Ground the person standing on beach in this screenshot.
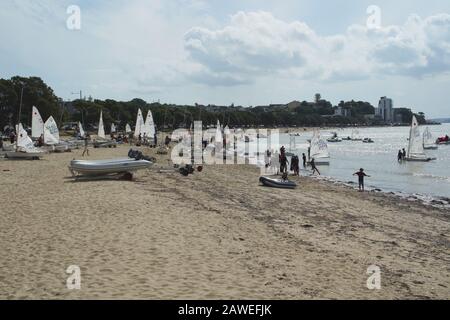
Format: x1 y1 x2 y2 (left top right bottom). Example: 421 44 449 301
353 168 370 192
402 148 407 160
397 150 403 162
310 158 320 175
82 134 90 157
302 153 307 168
279 154 289 174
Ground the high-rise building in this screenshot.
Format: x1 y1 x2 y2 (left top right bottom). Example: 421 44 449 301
377 97 394 123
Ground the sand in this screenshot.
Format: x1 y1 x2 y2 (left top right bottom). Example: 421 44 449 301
0 144 449 299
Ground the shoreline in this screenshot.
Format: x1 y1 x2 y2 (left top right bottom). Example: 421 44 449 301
0 145 449 299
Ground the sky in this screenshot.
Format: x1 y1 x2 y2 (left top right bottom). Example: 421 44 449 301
1 0 450 117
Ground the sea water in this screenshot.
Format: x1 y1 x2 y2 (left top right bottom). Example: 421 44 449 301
263 123 450 202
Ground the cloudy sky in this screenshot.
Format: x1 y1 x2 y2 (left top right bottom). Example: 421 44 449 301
1 0 450 117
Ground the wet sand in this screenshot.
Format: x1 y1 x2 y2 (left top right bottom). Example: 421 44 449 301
0 145 449 299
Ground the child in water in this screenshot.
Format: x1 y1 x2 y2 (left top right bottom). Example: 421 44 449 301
353 168 370 192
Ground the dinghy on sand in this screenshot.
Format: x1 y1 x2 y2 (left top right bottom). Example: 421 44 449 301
259 176 297 189
69 158 152 177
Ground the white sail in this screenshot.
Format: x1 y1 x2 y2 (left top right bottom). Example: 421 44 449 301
31 106 44 138
143 110 156 138
351 129 360 140
44 116 60 145
17 124 39 152
98 111 106 139
407 116 426 159
215 120 223 143
78 122 85 137
111 123 116 133
125 124 132 133
423 127 435 147
134 109 144 138
310 130 329 159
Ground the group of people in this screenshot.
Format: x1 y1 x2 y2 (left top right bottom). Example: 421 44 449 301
397 148 407 162
265 146 321 177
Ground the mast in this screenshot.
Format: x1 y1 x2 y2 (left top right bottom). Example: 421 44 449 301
407 116 414 158
16 86 24 152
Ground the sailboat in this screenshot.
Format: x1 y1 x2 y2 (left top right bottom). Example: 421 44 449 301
143 110 156 141
405 116 435 162
125 124 132 134
309 130 330 165
111 123 116 134
423 127 438 150
44 116 60 145
31 106 44 139
97 111 106 140
5 123 44 159
44 116 70 152
351 129 362 141
78 122 85 138
134 109 144 139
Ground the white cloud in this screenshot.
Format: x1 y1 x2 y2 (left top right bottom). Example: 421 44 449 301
184 11 450 85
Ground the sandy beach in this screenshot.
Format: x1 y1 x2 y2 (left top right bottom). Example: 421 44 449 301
0 144 449 300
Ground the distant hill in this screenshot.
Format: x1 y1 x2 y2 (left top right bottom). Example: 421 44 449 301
431 118 450 123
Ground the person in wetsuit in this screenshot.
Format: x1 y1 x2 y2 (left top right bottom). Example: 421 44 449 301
310 158 320 175
397 150 403 162
353 168 370 192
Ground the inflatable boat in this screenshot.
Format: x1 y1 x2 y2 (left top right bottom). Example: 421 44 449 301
69 158 152 176
259 176 297 189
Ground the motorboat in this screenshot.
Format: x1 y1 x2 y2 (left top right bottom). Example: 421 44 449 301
362 138 374 143
69 158 152 176
259 176 297 189
327 132 342 143
436 135 449 145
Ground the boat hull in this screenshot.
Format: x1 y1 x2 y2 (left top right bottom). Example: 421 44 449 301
69 159 152 176
259 176 297 189
404 157 435 162
5 152 42 160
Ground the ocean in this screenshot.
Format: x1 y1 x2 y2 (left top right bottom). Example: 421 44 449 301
262 123 450 204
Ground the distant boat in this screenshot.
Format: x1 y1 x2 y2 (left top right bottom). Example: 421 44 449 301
98 111 106 140
362 138 374 143
351 129 363 141
125 124 132 134
405 116 435 162
78 122 85 138
423 127 438 150
309 130 330 165
327 132 342 143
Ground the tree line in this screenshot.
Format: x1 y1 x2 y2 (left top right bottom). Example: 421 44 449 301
0 76 426 132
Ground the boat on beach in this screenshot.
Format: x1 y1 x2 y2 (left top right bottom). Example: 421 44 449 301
259 176 297 189
69 158 152 177
5 124 45 160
